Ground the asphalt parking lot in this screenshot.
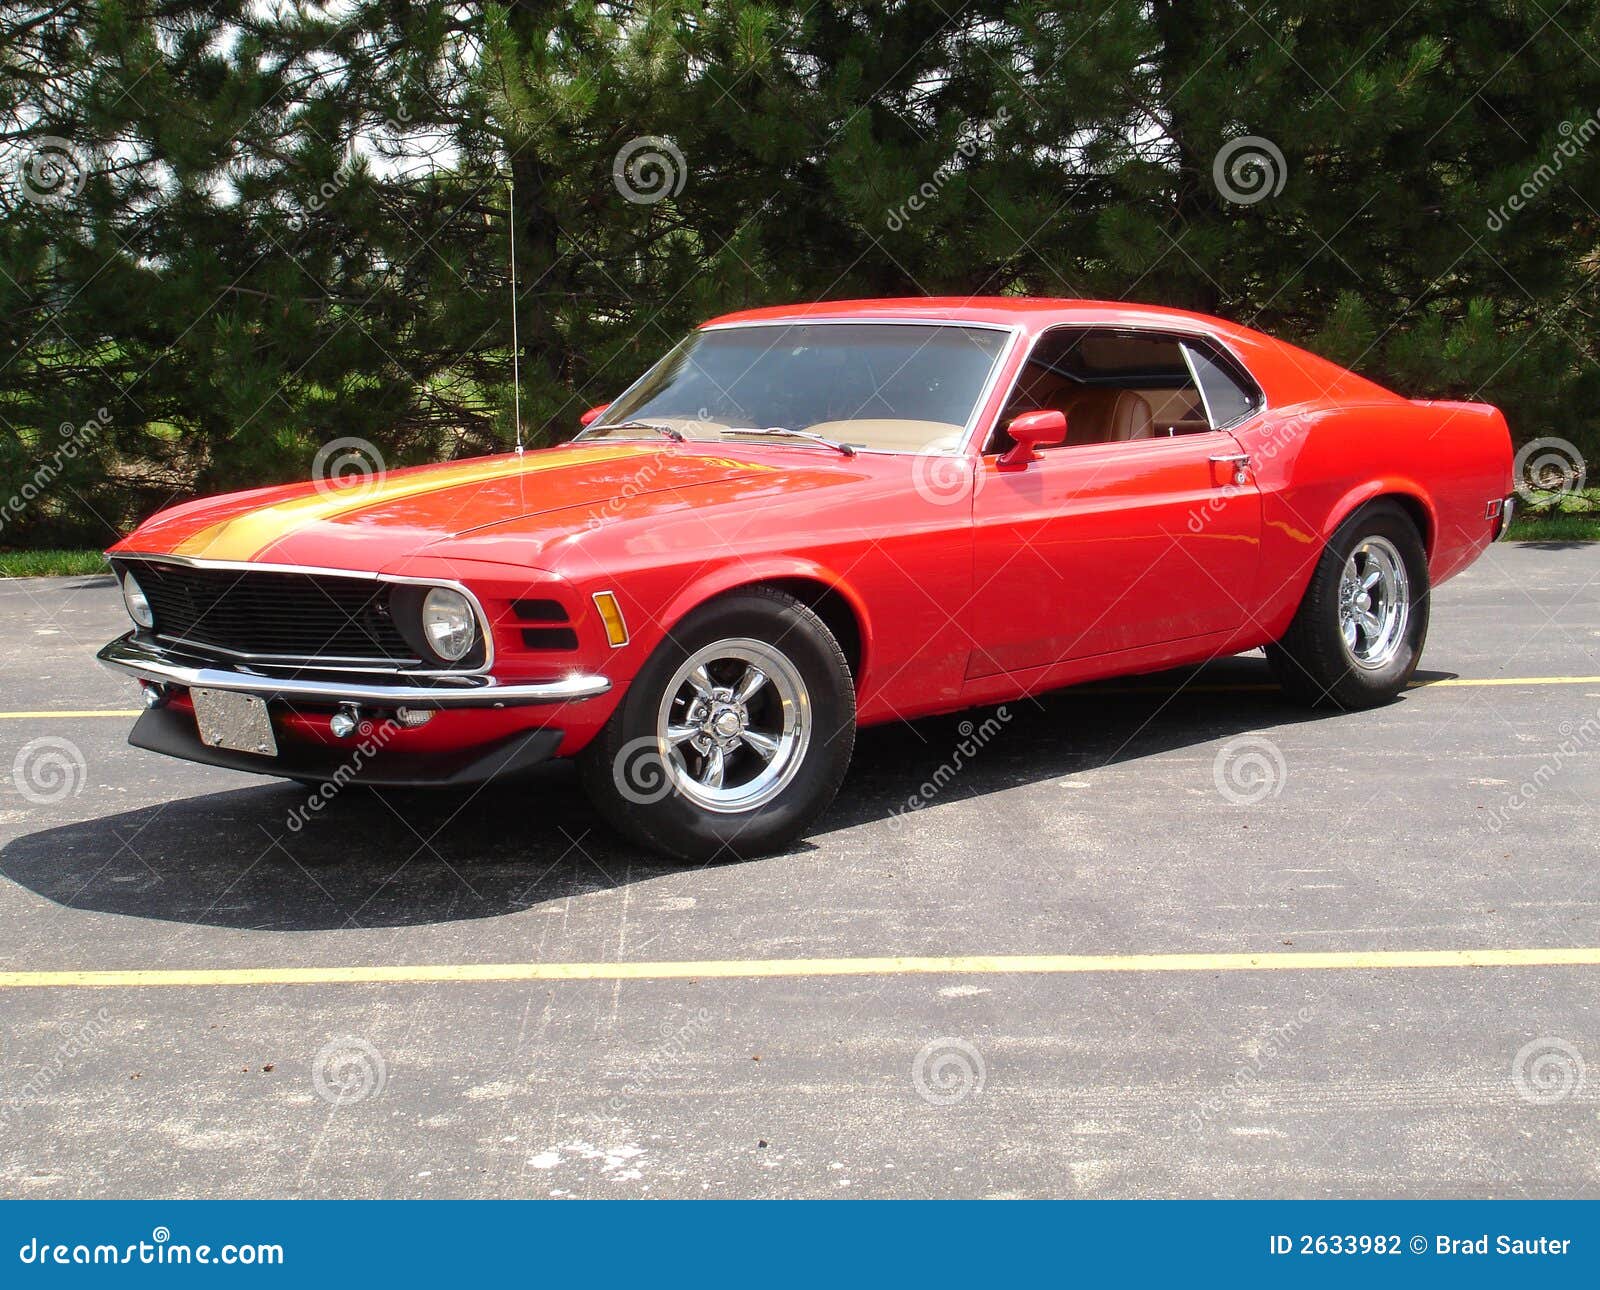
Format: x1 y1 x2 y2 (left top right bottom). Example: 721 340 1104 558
0 543 1596 1199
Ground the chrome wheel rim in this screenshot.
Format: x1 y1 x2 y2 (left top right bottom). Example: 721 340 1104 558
1338 536 1410 670
656 637 810 813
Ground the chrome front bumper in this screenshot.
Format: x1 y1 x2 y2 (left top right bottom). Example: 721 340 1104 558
97 634 611 708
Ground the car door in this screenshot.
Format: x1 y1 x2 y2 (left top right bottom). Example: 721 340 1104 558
965 332 1264 677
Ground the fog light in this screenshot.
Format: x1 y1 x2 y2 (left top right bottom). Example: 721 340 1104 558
140 681 167 709
394 706 434 728
329 705 361 739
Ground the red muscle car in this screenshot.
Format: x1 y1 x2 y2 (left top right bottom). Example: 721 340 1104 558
99 298 1515 859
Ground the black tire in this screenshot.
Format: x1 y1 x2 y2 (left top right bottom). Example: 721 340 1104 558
1266 501 1430 710
579 587 856 861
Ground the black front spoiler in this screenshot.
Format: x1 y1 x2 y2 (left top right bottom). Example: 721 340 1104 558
128 705 564 788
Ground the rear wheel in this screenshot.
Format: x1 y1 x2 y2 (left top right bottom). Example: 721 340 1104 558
579 588 856 861
1267 501 1430 709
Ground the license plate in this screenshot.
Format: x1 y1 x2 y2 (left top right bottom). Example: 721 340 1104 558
191 687 278 757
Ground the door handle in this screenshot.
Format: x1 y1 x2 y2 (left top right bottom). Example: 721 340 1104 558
1209 452 1251 485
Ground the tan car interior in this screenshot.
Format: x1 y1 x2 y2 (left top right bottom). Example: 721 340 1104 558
990 330 1213 454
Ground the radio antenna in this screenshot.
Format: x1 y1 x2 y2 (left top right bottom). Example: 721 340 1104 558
508 178 524 455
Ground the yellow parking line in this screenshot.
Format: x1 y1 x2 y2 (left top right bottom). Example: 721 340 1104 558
0 675 1594 723
0 710 140 719
1419 675 1600 688
1095 675 1600 696
1 947 1597 989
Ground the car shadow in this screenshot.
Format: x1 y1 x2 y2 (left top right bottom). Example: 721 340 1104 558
0 656 1456 931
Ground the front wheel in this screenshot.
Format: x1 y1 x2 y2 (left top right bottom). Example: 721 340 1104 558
579 588 856 861
1266 501 1430 710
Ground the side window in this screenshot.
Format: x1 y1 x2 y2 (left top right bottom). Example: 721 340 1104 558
991 327 1211 451
1181 342 1261 428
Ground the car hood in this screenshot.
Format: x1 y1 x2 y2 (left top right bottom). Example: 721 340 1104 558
110 442 788 571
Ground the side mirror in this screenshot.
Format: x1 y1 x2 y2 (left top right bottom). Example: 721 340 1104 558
996 410 1067 471
579 402 611 427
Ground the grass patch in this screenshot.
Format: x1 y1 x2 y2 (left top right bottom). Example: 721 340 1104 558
0 549 109 577
1507 512 1600 541
1507 485 1600 542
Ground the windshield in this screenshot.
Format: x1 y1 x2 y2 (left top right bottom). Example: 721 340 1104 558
584 322 1011 453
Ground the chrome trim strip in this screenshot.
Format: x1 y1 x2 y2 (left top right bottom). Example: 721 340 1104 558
110 553 497 675
97 634 608 708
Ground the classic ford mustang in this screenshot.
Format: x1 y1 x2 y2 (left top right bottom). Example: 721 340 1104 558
99 298 1514 859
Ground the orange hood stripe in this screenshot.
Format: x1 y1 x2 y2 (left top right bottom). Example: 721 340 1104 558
171 445 638 562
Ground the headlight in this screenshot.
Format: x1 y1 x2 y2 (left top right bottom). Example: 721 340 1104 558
420 587 477 662
121 572 154 629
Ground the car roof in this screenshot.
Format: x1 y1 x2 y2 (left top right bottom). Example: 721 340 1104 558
702 297 1400 405
706 296 1244 334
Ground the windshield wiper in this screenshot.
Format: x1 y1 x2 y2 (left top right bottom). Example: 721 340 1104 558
589 419 685 443
722 427 857 458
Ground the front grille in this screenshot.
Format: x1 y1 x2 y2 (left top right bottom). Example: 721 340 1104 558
120 559 418 665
